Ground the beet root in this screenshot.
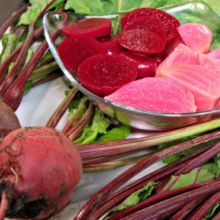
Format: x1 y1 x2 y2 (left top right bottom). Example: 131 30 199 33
0 99 20 139
0 127 82 219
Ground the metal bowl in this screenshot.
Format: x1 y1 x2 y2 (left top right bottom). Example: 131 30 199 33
43 2 220 130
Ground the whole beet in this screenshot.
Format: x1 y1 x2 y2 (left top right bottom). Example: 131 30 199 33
0 99 20 139
0 127 82 219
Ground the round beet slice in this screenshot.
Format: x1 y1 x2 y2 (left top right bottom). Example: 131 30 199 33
101 38 125 55
121 8 180 41
58 36 104 73
78 54 137 96
62 18 112 39
119 29 166 54
123 16 166 40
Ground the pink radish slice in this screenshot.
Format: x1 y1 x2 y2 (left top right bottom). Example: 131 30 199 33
58 36 104 73
62 18 112 38
199 54 220 71
177 23 212 54
78 54 137 96
121 8 180 41
123 16 166 40
105 77 196 113
209 48 220 59
157 64 220 111
101 38 124 55
157 44 199 73
120 52 157 78
119 29 166 54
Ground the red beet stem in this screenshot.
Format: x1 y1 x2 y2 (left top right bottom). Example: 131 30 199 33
90 144 210 219
0 4 28 39
122 179 220 220
0 192 8 220
109 183 203 220
189 191 220 219
46 87 78 128
0 0 55 96
74 132 220 219
0 26 43 83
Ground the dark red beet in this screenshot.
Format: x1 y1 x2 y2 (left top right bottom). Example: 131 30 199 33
123 16 166 40
78 54 137 96
0 99 20 139
120 52 157 78
101 38 124 55
58 36 105 73
119 29 166 54
0 127 82 219
121 8 180 41
62 18 112 39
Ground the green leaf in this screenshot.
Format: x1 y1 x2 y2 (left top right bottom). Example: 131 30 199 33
19 0 65 25
95 125 130 143
74 109 110 145
107 182 156 218
24 80 33 94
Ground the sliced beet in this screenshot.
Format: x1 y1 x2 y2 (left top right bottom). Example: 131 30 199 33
121 8 180 41
120 52 157 78
123 16 166 40
118 29 166 54
78 54 137 96
101 38 124 55
62 18 112 39
58 36 104 73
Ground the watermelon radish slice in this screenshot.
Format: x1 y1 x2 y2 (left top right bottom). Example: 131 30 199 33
157 64 220 111
58 36 104 73
119 29 166 54
209 48 220 59
123 16 166 40
199 54 220 72
177 23 212 54
105 77 196 113
62 18 112 39
120 52 157 78
78 54 137 96
121 8 180 41
101 38 124 55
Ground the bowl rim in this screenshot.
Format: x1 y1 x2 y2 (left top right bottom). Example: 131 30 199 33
43 2 220 118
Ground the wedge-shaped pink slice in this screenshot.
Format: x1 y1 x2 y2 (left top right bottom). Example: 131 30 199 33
157 44 198 74
199 54 220 71
105 77 196 113
209 48 220 59
157 64 220 111
177 23 212 53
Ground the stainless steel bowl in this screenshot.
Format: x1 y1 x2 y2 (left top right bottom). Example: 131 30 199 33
43 2 220 130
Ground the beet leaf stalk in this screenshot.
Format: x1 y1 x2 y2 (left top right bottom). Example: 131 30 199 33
0 5 28 39
0 0 55 96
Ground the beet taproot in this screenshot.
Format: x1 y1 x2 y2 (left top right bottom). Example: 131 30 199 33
78 54 137 96
119 29 166 54
0 127 82 219
121 8 180 41
0 99 20 139
58 36 104 73
62 18 112 39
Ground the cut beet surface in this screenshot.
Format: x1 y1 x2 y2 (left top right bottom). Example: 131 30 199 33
105 77 196 113
119 29 166 54
78 54 137 96
120 52 157 78
62 18 112 39
121 8 180 41
101 38 125 55
58 36 105 73
123 16 166 40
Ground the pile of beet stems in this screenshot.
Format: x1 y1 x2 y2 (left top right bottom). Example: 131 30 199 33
0 0 64 111
72 135 220 220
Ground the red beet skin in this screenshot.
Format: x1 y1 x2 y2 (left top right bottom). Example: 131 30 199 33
62 18 112 39
121 8 180 41
58 36 105 73
123 16 166 40
78 54 138 96
119 29 166 54
120 52 157 78
0 127 82 219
